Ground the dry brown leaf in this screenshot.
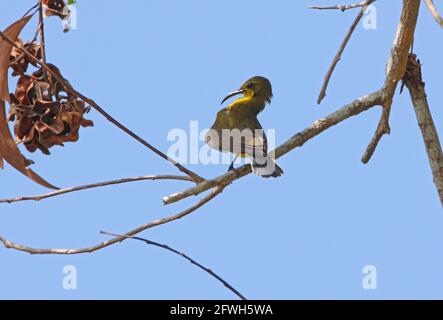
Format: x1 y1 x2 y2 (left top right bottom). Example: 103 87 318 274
9 40 42 76
0 15 33 102
0 15 58 189
0 100 58 189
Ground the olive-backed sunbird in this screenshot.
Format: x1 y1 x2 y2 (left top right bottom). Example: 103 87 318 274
205 76 284 178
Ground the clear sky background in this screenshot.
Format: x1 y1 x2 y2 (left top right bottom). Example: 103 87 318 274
0 0 442 300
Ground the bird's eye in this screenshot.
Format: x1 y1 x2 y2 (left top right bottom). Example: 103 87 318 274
247 83 255 89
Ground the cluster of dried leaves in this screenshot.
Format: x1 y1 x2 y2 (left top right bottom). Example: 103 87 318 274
8 45 93 155
3 1 92 156
0 5 91 189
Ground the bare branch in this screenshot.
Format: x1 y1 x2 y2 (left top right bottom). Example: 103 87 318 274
403 54 443 207
0 185 226 255
362 0 421 163
0 30 204 183
75 94 204 183
101 231 247 300
0 175 193 204
312 0 420 162
163 90 384 205
361 96 391 163
308 0 375 12
315 3 373 104
425 0 443 29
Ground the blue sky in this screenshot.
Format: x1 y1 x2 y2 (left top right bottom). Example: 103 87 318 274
0 0 442 299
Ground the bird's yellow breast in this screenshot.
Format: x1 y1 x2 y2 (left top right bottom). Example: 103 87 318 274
227 96 253 110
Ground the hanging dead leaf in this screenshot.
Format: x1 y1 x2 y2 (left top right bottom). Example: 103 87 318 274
0 100 58 189
0 15 33 102
14 75 36 105
9 40 42 76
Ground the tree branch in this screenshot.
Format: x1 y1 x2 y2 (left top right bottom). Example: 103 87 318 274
361 0 421 163
425 0 443 29
0 30 205 183
403 54 443 207
101 231 247 300
0 185 226 255
163 90 384 205
308 0 375 12
312 0 420 162
0 175 193 204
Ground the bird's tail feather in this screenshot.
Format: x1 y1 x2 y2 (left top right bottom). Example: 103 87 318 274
252 158 284 178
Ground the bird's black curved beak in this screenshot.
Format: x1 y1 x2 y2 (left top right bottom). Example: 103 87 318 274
221 89 245 105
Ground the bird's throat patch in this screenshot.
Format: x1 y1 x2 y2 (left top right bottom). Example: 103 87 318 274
227 96 254 110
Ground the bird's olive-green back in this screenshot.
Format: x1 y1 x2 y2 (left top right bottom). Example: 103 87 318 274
211 103 263 132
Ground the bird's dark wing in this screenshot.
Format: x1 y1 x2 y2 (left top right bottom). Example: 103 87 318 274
208 108 269 157
240 117 268 158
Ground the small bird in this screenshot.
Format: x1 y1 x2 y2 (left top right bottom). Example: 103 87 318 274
205 76 284 178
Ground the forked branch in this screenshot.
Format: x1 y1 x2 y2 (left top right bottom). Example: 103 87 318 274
362 0 420 163
312 1 420 163
0 185 226 254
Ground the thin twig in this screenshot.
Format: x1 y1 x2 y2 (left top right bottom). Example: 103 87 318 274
0 175 193 204
425 0 443 29
403 54 443 207
308 0 375 12
0 185 226 255
22 3 39 18
315 2 374 104
0 30 204 183
101 231 247 300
